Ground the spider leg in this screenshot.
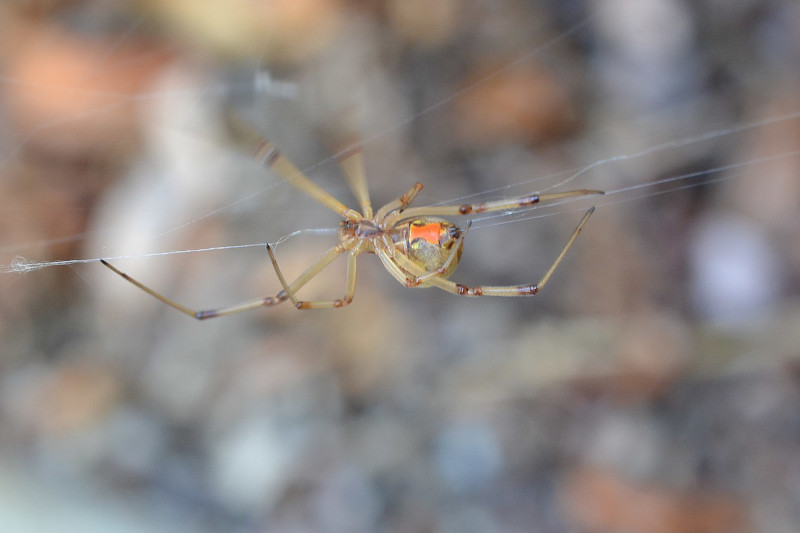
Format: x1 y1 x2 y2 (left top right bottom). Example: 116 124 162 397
376 245 416 286
101 259 205 318
374 182 424 221
289 252 358 310
100 241 349 319
386 189 603 224
331 137 373 218
228 115 360 219
269 241 358 309
253 139 361 219
387 207 596 296
266 244 298 306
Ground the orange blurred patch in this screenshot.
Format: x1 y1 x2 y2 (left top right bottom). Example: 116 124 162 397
562 466 750 533
33 361 122 435
454 63 579 147
1 18 175 159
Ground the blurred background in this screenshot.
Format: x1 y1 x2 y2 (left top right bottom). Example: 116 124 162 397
1 0 800 531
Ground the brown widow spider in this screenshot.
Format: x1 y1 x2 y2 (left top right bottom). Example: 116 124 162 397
101 127 603 319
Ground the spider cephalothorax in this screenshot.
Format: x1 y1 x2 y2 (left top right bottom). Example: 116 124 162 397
102 130 602 319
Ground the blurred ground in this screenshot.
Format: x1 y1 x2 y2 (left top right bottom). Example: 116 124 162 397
1 1 800 532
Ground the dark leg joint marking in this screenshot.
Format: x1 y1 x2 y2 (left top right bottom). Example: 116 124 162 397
332 297 353 308
521 195 540 206
255 141 281 167
459 203 489 214
195 310 218 320
455 284 483 296
518 284 539 296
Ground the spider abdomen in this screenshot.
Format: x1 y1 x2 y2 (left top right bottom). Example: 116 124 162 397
402 218 464 279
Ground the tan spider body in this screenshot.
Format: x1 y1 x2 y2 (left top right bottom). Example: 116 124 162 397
340 212 464 288
101 126 602 319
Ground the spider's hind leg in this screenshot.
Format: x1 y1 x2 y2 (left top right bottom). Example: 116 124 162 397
267 242 358 310
99 259 289 320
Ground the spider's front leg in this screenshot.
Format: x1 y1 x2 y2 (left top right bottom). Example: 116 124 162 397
375 182 424 221
393 189 604 221
388 206 597 297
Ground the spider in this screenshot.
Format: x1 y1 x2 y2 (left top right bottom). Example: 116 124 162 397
101 128 603 319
